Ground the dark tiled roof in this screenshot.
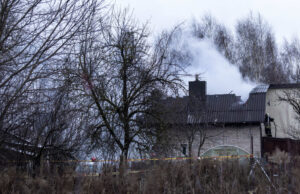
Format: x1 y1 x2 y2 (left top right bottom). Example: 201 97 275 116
158 83 300 125
204 92 266 124
206 94 240 111
161 85 267 125
197 83 300 123
269 83 300 89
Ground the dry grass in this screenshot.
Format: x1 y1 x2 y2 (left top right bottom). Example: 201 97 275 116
268 148 291 164
0 158 299 194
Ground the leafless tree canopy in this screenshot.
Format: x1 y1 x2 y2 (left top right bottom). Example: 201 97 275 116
0 0 106 163
63 9 186 163
190 13 300 84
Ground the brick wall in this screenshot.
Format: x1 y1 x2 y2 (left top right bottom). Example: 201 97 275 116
191 125 261 157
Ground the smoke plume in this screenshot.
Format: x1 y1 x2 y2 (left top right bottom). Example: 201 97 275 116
180 33 256 101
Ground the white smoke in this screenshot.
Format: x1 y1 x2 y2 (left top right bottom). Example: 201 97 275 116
180 34 256 101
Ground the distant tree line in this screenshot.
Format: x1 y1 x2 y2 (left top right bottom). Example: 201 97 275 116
190 13 300 84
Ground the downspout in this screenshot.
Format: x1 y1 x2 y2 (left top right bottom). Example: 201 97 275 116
251 134 254 156
273 121 278 138
259 123 263 158
249 127 254 156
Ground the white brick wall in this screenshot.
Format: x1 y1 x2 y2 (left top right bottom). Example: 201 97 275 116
189 126 261 157
265 89 299 138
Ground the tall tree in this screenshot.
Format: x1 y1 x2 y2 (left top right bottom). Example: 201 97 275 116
0 0 105 161
280 38 300 83
68 9 185 167
235 13 286 83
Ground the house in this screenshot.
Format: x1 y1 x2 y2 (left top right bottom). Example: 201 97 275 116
154 79 300 158
265 83 300 138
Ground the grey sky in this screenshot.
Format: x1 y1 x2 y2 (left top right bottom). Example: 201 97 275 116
116 0 299 99
117 0 300 43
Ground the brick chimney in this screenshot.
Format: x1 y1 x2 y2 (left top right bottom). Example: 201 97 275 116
188 80 206 102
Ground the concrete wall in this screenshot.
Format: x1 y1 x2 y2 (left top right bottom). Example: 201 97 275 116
265 89 299 138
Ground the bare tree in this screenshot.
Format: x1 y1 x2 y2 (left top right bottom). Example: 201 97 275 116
0 0 101 141
0 0 108 166
169 96 207 158
191 13 292 84
278 89 300 139
235 12 287 83
143 93 208 158
66 8 185 168
280 38 300 83
32 82 86 162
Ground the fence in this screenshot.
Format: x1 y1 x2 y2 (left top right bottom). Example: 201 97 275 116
262 137 300 156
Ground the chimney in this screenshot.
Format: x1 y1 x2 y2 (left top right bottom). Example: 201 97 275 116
188 80 206 101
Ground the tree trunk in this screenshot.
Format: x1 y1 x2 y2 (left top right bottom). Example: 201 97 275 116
188 142 193 158
119 149 128 177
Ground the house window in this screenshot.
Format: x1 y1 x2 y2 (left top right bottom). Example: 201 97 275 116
181 144 187 156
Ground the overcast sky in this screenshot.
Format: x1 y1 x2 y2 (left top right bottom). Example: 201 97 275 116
116 0 300 99
117 0 300 42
